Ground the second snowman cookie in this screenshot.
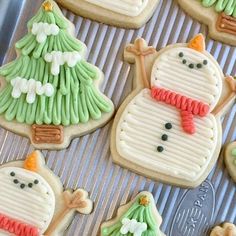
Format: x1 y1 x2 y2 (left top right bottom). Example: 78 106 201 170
111 34 236 188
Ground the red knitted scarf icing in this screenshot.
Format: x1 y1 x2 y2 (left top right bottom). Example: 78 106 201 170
0 214 39 236
151 86 210 134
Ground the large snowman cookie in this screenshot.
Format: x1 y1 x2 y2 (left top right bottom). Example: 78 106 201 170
56 0 160 28
177 0 236 46
224 141 236 182
0 151 93 236
111 34 236 188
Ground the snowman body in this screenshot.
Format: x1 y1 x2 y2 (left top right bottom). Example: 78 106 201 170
116 46 223 185
0 167 55 236
84 0 148 17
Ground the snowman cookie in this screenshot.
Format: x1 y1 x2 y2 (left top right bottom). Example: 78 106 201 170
101 191 165 236
177 0 236 46
56 0 160 28
0 151 93 236
224 141 236 182
111 34 236 188
210 223 236 236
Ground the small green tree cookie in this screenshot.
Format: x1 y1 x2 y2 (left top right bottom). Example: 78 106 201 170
101 192 165 236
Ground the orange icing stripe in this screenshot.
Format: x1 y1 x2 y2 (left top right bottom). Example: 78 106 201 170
151 86 210 134
0 214 39 236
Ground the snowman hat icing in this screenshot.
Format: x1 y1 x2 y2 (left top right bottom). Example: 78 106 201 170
23 151 38 172
188 34 205 52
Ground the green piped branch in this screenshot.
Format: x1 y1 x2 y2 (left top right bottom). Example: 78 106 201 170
201 0 236 17
101 195 161 236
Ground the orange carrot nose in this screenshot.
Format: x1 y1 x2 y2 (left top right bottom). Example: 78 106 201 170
23 151 38 172
188 34 205 52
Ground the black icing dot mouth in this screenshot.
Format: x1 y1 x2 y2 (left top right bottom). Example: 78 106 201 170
10 172 39 189
178 52 208 69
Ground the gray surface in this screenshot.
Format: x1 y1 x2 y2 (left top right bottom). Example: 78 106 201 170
0 0 236 235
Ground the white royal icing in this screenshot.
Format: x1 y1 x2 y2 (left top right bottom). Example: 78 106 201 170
31 22 59 43
116 46 222 182
11 77 54 104
84 0 148 17
44 51 82 76
151 47 222 111
120 218 147 236
0 167 55 235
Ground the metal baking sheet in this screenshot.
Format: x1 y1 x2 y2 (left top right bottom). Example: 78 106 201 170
0 0 236 235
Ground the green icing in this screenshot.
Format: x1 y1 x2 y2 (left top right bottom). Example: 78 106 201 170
101 196 160 236
0 1 112 126
201 0 236 17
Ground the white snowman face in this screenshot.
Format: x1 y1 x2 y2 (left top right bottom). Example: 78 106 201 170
151 47 222 111
0 167 55 235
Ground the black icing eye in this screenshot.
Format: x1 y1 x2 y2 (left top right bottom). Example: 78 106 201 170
20 184 25 189
189 63 194 69
179 52 184 57
203 60 208 65
165 123 172 130
34 180 39 184
28 183 33 188
13 179 19 184
10 172 15 177
182 59 187 64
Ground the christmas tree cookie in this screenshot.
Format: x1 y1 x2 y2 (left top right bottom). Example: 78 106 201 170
111 34 236 188
56 0 160 28
210 223 236 236
224 141 236 182
0 150 93 236
177 0 236 46
0 0 114 150
101 192 165 236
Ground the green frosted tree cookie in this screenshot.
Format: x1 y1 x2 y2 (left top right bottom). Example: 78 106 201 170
101 192 165 236
0 0 114 149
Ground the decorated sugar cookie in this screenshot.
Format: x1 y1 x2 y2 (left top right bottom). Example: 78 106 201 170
56 0 160 28
210 223 236 236
0 151 93 236
224 141 236 182
178 0 236 46
101 191 165 236
0 0 114 150
111 34 236 187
